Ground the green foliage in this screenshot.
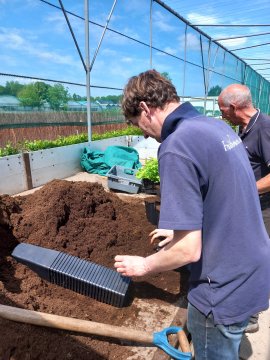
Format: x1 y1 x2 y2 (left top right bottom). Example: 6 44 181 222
208 85 223 96
18 83 46 108
0 142 18 157
136 158 160 183
92 126 142 140
5 81 24 96
93 95 122 104
0 80 124 106
3 80 70 110
35 82 50 102
0 126 143 157
73 93 86 101
0 85 5 95
47 83 69 110
23 133 89 151
223 119 238 132
161 72 172 82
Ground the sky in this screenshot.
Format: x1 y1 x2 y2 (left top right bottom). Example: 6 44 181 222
0 0 269 98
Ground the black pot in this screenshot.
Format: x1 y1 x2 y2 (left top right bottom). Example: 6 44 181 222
144 200 160 225
141 179 160 195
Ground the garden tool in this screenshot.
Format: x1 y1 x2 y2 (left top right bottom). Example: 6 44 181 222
0 304 192 360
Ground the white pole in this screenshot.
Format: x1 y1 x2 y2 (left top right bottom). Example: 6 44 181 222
85 0 91 141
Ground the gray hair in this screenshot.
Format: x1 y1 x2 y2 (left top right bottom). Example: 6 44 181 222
220 84 252 109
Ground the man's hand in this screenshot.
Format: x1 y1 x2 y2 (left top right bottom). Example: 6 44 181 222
149 229 173 247
114 255 150 277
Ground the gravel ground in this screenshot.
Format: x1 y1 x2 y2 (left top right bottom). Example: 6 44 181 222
239 305 270 360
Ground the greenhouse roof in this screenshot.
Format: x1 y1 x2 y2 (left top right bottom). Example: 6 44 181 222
0 96 20 105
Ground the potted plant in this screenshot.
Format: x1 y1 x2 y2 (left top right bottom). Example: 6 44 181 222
136 158 160 194
136 158 160 224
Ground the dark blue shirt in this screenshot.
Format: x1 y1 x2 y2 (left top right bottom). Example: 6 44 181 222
158 102 270 325
239 110 270 180
239 110 270 205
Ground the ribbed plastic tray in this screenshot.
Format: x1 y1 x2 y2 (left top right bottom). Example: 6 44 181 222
107 165 142 194
12 243 131 307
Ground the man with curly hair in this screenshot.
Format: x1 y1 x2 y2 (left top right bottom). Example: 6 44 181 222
114 70 270 360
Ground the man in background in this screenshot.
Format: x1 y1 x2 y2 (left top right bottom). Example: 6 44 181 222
114 70 270 359
218 83 270 333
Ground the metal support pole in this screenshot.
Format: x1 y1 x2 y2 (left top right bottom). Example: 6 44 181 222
58 0 87 72
150 0 153 69
200 35 207 115
221 50 226 88
243 65 249 85
85 0 91 142
89 0 118 72
205 38 212 96
235 59 239 83
258 77 263 108
182 24 187 96
267 86 270 114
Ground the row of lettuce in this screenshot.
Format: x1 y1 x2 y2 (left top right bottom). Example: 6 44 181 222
0 127 143 158
0 125 160 184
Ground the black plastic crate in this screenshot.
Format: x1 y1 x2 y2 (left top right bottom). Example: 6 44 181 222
12 243 131 308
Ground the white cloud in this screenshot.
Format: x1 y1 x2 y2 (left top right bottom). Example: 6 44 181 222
101 48 117 56
45 12 84 36
121 57 133 63
163 47 178 55
156 46 179 57
153 10 176 32
0 32 24 48
178 32 200 51
0 28 81 68
186 12 220 25
102 27 140 46
218 38 247 48
45 13 67 34
0 54 18 66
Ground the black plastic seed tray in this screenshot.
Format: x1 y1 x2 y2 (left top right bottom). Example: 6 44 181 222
12 243 131 308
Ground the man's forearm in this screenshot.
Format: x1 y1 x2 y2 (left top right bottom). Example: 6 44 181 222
146 229 201 273
145 244 194 273
114 230 202 277
257 173 270 194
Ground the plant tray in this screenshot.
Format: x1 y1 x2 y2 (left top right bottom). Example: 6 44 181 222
107 165 142 194
12 243 131 308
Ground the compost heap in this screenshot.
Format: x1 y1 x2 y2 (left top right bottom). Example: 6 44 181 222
0 179 188 360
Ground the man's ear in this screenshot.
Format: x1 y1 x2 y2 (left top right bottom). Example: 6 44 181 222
229 103 237 113
139 101 150 117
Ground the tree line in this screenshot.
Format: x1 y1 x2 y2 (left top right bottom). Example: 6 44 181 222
0 79 222 111
0 81 122 111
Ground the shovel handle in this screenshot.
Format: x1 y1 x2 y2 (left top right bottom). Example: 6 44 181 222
178 329 191 353
0 305 192 359
0 304 152 344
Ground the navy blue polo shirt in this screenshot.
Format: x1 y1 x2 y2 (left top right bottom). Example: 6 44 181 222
239 110 270 205
158 102 270 325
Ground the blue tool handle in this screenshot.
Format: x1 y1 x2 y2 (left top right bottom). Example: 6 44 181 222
153 326 192 360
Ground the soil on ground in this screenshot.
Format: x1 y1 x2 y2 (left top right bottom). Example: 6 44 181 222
0 179 189 360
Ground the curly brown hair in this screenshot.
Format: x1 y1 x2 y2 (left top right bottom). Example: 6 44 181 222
121 69 179 121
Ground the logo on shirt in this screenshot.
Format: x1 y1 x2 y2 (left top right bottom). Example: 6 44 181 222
222 134 242 152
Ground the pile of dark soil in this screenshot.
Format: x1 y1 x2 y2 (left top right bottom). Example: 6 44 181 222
0 180 188 360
